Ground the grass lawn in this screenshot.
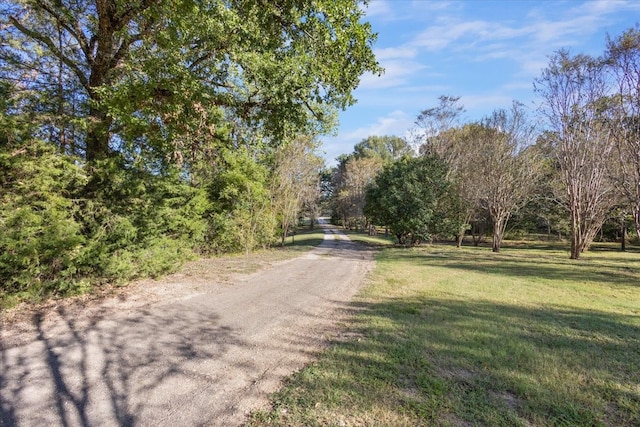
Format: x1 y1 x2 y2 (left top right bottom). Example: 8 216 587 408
248 239 640 426
342 229 397 247
280 227 327 252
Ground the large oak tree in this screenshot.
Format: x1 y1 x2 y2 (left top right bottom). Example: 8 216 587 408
1 0 381 164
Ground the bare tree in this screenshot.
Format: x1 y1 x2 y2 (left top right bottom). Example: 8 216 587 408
336 156 383 231
414 95 465 161
607 27 640 241
271 135 324 246
535 50 616 259
414 96 477 246
477 102 541 252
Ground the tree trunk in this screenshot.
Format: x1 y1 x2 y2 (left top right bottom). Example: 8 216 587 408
472 222 483 247
86 0 119 161
86 106 112 161
568 205 604 259
491 212 511 253
569 219 588 259
621 217 626 252
634 204 640 241
281 225 288 247
570 236 580 259
569 205 582 259
492 219 503 253
570 214 581 259
455 222 466 248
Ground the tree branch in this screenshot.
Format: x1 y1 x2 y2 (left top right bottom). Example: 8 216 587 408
9 15 90 92
113 0 158 29
36 1 93 64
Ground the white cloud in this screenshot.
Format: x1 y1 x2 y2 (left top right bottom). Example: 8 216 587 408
460 94 516 116
396 83 451 94
321 110 415 164
393 0 639 90
374 46 418 60
342 110 413 141
406 0 636 65
359 59 427 90
411 20 491 51
329 0 640 164
320 136 355 165
362 0 393 19
410 0 458 12
364 0 460 22
580 0 640 15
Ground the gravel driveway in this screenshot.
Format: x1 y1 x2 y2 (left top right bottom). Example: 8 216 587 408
0 222 373 426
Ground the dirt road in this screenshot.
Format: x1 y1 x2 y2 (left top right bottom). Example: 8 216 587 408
0 222 373 426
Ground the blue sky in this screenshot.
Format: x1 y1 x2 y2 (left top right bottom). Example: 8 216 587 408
320 0 640 165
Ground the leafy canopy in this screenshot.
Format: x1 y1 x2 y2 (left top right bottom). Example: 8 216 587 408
364 155 451 245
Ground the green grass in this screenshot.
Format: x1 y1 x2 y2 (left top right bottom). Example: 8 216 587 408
276 227 327 253
342 229 397 247
248 244 640 426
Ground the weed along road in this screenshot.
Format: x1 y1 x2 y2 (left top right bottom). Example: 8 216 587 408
0 222 373 426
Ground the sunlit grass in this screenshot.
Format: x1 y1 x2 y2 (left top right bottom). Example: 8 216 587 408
342 229 397 247
279 227 327 252
248 244 640 426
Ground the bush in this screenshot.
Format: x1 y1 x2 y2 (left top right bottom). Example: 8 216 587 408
0 140 87 298
206 148 276 254
77 158 210 282
364 155 451 245
0 141 211 304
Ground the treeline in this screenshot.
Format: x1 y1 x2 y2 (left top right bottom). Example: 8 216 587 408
0 0 380 303
330 27 640 260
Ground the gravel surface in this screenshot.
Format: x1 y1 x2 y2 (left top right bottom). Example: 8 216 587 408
0 222 373 426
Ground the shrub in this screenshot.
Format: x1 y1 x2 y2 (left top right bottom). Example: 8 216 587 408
0 139 87 298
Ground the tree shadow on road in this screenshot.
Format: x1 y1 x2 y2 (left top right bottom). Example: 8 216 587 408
1 302 243 426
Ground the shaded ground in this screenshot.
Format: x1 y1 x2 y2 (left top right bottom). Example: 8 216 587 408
0 221 373 426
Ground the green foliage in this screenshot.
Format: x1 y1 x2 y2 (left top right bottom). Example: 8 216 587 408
269 135 324 244
1 95 211 303
2 0 381 161
78 158 209 281
0 85 86 301
0 0 377 305
207 148 276 254
0 136 87 297
364 155 451 244
433 186 469 239
353 135 412 163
